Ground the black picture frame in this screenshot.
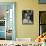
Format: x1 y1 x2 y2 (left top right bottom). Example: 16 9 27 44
39 0 46 4
22 10 33 24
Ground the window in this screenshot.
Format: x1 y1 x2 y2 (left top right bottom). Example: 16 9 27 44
39 11 46 35
39 0 46 4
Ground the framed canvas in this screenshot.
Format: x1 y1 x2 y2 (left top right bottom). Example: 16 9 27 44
22 10 33 24
0 2 16 40
39 0 46 4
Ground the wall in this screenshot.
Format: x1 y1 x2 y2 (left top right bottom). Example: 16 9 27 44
0 0 46 40
16 0 39 40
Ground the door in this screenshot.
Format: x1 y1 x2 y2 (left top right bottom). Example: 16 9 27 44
0 2 16 40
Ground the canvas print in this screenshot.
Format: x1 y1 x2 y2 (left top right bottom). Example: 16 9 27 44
22 10 33 24
0 2 16 40
39 11 46 35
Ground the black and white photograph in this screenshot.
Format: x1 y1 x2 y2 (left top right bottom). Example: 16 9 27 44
22 10 33 24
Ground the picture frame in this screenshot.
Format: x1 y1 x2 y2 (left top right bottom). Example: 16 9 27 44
39 0 46 4
22 10 33 24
